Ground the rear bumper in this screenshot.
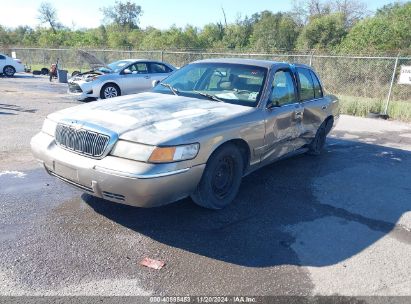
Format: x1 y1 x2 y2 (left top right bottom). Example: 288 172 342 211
30 132 205 208
15 65 25 73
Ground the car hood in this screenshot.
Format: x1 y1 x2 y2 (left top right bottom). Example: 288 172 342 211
77 49 109 70
69 70 107 82
48 92 253 145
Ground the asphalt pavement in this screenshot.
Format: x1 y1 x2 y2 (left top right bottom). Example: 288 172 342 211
0 75 410 301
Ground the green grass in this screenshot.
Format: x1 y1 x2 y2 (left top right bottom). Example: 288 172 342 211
337 95 411 122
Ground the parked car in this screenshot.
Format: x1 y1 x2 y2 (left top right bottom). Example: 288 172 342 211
31 58 339 209
0 53 25 77
67 59 176 101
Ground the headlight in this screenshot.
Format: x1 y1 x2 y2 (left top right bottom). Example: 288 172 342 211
148 144 199 163
41 118 57 136
85 76 99 82
111 141 155 162
110 141 200 163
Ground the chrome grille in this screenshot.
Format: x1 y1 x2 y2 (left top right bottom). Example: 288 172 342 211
55 124 110 158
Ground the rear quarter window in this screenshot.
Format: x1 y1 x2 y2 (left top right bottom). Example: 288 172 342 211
297 68 315 101
310 71 323 98
150 63 172 73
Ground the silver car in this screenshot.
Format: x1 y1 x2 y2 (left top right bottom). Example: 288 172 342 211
68 59 176 101
31 58 339 209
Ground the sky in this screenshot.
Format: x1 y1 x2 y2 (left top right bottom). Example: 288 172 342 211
0 0 405 30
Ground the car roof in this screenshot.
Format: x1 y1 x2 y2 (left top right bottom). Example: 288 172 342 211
122 59 162 63
117 59 174 66
191 58 313 70
192 58 277 68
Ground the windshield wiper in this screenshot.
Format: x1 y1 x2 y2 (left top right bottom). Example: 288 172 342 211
194 91 224 103
160 83 179 96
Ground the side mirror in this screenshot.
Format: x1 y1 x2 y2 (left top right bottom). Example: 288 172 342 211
152 80 160 87
123 69 132 74
267 100 281 109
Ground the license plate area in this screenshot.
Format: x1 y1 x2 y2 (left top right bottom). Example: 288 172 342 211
54 162 78 182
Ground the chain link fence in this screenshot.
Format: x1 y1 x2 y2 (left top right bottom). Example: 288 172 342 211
2 47 411 119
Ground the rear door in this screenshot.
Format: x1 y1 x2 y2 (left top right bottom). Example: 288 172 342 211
120 62 151 94
262 68 304 162
296 67 328 144
149 62 173 83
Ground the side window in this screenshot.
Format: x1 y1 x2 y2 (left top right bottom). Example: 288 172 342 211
297 68 315 101
310 71 323 98
0 55 5 60
149 63 171 74
129 63 148 74
270 70 297 106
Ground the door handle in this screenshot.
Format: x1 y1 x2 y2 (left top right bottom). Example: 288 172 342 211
322 105 328 110
295 111 303 117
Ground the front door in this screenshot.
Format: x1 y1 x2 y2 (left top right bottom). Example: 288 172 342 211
262 68 304 162
121 62 151 94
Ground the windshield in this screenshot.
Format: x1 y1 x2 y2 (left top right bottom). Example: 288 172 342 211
152 63 267 107
99 60 132 73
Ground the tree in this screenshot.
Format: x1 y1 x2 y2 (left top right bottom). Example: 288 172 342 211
292 0 367 28
218 16 254 50
101 1 142 29
37 2 60 34
340 2 411 52
250 11 300 51
332 0 368 28
291 0 332 25
199 23 225 48
0 26 12 46
297 13 347 50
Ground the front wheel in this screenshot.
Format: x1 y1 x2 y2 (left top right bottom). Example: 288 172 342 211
191 144 244 209
100 84 120 99
3 66 16 77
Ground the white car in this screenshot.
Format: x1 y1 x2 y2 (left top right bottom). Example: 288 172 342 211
0 53 25 77
68 59 176 101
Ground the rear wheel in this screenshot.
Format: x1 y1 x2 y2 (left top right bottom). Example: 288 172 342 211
3 66 16 77
191 144 244 209
307 120 328 155
100 83 120 99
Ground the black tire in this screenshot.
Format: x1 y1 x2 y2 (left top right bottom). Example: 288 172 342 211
3 66 16 77
41 68 49 75
81 97 97 103
100 83 121 99
307 120 327 156
191 144 244 209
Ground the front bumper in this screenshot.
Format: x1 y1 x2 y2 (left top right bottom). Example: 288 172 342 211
31 132 205 208
67 81 98 100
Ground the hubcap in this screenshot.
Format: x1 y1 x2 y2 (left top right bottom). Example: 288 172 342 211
212 156 235 199
104 87 118 98
4 67 14 76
